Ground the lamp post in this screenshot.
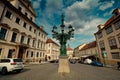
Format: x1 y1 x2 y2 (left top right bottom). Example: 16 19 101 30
52 14 74 73
52 14 74 56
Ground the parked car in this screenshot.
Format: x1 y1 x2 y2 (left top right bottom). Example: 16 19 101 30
91 61 103 67
84 58 92 64
69 59 76 64
0 58 24 75
49 59 59 63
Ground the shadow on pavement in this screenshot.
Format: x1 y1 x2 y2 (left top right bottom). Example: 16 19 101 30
0 68 31 76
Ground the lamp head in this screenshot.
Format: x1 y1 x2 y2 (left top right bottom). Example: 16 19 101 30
52 25 57 33
68 25 72 31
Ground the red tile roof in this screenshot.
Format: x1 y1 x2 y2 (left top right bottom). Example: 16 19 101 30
46 38 54 43
80 41 96 51
104 16 114 27
67 47 73 51
46 38 59 46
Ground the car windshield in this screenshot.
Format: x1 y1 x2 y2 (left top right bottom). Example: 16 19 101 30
13 59 23 62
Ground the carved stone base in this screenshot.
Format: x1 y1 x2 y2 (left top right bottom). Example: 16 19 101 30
58 56 70 74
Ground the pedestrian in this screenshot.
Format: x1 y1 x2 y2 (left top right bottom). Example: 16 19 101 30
39 59 41 63
117 62 120 70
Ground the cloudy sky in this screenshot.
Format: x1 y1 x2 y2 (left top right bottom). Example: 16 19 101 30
30 0 120 48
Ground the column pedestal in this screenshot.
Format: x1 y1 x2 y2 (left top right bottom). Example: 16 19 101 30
58 56 70 74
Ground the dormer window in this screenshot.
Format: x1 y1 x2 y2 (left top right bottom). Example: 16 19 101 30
112 8 120 16
25 12 28 16
30 17 32 21
115 12 118 16
18 6 22 11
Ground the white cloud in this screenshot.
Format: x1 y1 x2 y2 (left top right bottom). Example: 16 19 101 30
32 1 41 9
76 18 106 35
64 0 106 36
45 0 63 18
99 1 114 11
103 8 114 16
67 0 99 10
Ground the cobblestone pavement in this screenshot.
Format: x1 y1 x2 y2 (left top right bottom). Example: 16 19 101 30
0 63 120 80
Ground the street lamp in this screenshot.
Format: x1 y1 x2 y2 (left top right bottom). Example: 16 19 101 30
52 14 74 56
52 14 74 73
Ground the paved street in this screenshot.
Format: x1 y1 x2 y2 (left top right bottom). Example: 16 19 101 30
0 63 120 80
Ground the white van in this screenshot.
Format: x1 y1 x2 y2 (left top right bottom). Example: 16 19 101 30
0 58 24 75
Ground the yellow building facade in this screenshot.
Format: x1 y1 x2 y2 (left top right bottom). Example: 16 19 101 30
95 8 120 65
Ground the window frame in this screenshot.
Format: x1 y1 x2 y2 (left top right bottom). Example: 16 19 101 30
15 17 20 24
0 27 7 40
18 6 22 11
11 32 17 42
114 21 120 30
0 48 2 56
5 10 12 19
111 52 120 59
108 37 117 49
105 25 113 34
20 35 24 44
23 22 27 28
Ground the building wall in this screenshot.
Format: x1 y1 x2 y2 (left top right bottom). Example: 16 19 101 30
79 47 98 57
95 9 120 65
67 50 73 58
46 42 60 61
0 0 47 63
0 2 5 20
74 44 86 57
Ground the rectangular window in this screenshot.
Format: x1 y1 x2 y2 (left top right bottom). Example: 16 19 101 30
99 41 105 50
31 52 33 57
34 29 36 33
111 52 120 59
32 40 35 47
18 6 22 11
5 10 12 19
23 22 27 28
11 32 17 42
0 28 7 40
8 49 13 58
40 52 42 57
97 32 103 39
105 26 113 34
25 12 28 16
108 38 117 49
30 17 32 21
37 42 40 48
15 17 20 24
114 21 120 30
26 51 29 57
27 38 30 45
0 48 2 55
36 52 39 57
29 26 32 31
118 36 120 44
39 32 40 36
20 36 24 44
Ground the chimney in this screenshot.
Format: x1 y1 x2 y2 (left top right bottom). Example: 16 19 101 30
40 26 44 30
97 24 104 30
112 8 120 17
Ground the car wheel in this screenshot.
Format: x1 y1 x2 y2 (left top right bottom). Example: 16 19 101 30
1 67 8 75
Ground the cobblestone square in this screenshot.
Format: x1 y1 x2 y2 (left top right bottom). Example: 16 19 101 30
0 63 120 80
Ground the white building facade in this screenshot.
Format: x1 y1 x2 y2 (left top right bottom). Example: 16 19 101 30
0 0 47 63
46 38 60 61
